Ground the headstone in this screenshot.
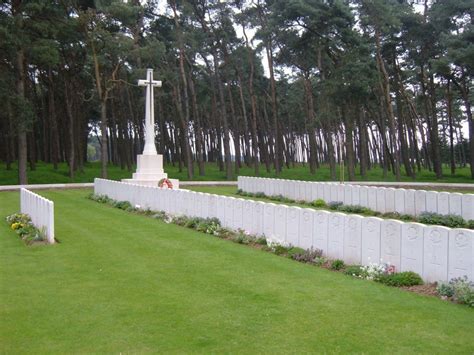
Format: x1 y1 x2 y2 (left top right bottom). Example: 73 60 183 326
299 208 314 249
304 181 313 202
425 191 438 213
343 185 352 205
199 193 209 219
330 184 339 203
368 187 377 211
359 186 368 208
361 217 383 265
352 185 361 206
252 201 265 236
311 183 319 202
381 219 403 271
286 207 301 246
296 181 305 201
225 197 235 228
323 183 331 202
243 200 255 234
414 190 427 216
462 194 474 221
327 212 345 260
401 222 424 275
216 196 226 226
405 189 416 216
263 203 276 241
437 192 450 215
449 193 462 217
233 198 244 231
274 205 287 243
343 215 363 264
316 183 325 201
376 187 387 213
208 195 218 219
385 188 395 213
448 229 473 281
337 184 345 204
313 210 330 253
394 189 405 214
423 226 449 283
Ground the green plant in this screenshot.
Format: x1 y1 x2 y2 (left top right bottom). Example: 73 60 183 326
255 192 266 198
337 204 374 215
113 200 132 210
288 247 323 263
439 277 474 307
328 201 343 210
311 199 327 208
467 220 474 229
313 256 327 267
330 259 345 270
255 237 267 246
344 265 364 277
437 283 455 298
376 272 423 287
418 212 466 228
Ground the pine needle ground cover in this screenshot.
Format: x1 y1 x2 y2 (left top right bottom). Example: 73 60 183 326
1 189 473 353
0 161 473 185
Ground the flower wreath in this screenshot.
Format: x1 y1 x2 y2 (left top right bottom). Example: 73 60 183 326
158 178 173 189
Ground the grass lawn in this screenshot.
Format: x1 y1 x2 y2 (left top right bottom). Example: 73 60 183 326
1 189 473 353
0 161 473 185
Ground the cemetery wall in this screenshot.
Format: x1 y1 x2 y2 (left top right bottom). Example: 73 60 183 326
20 188 55 244
237 176 474 221
95 178 473 283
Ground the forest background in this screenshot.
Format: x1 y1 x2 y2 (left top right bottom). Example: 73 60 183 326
0 0 473 184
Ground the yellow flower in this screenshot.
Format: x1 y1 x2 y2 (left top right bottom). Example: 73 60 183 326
11 222 20 230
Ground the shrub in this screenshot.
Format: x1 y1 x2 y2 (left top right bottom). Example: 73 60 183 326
344 265 364 277
290 248 323 263
255 237 267 246
338 204 374 215
313 256 327 267
287 247 306 258
330 259 345 270
377 271 423 287
328 201 343 210
418 212 466 228
438 276 474 307
113 200 132 210
255 192 266 198
6 213 46 245
184 217 201 229
311 199 327 208
467 220 474 229
236 189 243 194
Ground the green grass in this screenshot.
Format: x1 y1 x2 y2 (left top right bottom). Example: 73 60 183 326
1 189 473 353
0 161 473 185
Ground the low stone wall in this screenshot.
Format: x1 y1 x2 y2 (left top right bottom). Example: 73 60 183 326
20 188 55 244
237 176 474 221
95 178 473 283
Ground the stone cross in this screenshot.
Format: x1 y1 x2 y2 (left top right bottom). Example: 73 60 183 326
138 68 162 155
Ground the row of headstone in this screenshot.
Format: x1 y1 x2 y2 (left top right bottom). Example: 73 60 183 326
238 176 474 221
20 188 55 244
95 179 474 283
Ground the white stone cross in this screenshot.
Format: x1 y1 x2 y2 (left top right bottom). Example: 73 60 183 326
138 68 162 155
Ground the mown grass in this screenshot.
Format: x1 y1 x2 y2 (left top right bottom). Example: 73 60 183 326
1 189 473 353
0 161 473 185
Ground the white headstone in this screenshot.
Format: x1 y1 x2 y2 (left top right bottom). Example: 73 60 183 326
233 198 244 231
330 184 339 203
304 182 313 202
381 219 403 271
253 201 265 236
352 185 361 206
437 192 450 215
323 183 331 202
405 189 416 216
243 200 255 234
461 194 474 221
359 186 368 208
343 215 363 264
368 187 377 211
343 185 352 205
337 184 345 204
394 189 405 214
225 197 235 228
313 210 330 253
299 208 314 249
208 194 218 219
414 190 427 216
449 193 462 217
263 203 276 240
425 191 438 213
385 188 395 213
274 204 287 243
448 228 473 281
216 196 226 226
361 217 383 265
311 183 319 202
376 187 387 213
327 212 345 259
401 222 424 275
286 207 301 246
423 226 449 283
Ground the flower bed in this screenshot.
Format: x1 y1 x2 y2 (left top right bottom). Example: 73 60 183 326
6 213 47 245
